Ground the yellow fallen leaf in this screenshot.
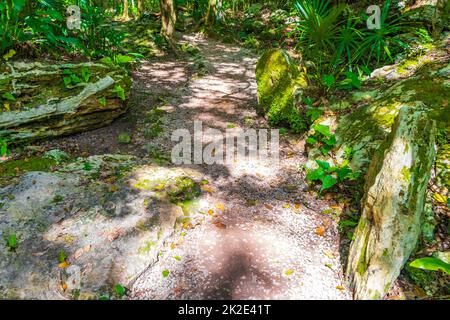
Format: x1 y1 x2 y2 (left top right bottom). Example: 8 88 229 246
61 282 68 291
58 261 70 269
282 203 291 209
433 192 447 204
213 220 226 229
330 204 341 210
316 226 326 237
4 103 10 111
264 204 274 210
324 250 334 259
285 269 294 276
110 185 119 192
201 185 215 193
215 203 225 212
207 209 214 215
154 183 165 191
183 222 193 230
336 285 345 291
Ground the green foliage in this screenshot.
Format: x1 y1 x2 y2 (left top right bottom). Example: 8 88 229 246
306 123 359 192
0 138 9 157
58 250 67 263
306 124 336 156
306 159 357 193
114 284 126 298
409 257 450 275
117 132 132 144
357 0 411 65
112 85 126 101
293 0 419 90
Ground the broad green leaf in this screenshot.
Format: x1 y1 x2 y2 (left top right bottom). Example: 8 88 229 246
7 234 17 249
339 220 358 227
409 257 450 275
162 269 170 278
306 168 325 181
112 85 126 101
2 92 15 101
315 159 330 170
306 137 317 145
313 124 331 137
114 284 126 297
63 77 72 87
320 175 337 192
81 68 90 83
58 250 67 263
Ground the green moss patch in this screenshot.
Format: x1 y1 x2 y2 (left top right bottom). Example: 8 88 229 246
0 157 56 177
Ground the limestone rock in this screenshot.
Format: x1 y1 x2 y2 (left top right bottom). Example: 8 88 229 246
0 155 203 299
255 49 308 132
0 61 132 143
346 107 437 300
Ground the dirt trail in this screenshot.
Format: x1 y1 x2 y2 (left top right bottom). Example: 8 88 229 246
128 34 351 300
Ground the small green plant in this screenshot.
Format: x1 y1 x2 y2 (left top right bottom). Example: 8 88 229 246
58 250 67 263
118 132 132 144
114 284 126 298
98 97 107 107
162 269 170 278
0 138 9 158
306 124 336 156
2 92 15 101
306 159 358 193
62 69 81 87
81 67 91 83
5 233 17 251
112 85 126 101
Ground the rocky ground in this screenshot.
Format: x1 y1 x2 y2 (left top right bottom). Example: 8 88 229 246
0 34 352 299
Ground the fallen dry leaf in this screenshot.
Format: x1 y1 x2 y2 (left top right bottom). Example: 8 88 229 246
215 203 225 212
58 261 70 269
213 220 227 229
282 203 291 209
336 285 345 291
316 226 326 237
201 185 215 193
61 282 68 291
264 204 274 210
207 209 214 215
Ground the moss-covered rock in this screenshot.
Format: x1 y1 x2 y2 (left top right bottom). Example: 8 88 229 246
255 49 308 133
346 107 437 300
0 61 131 143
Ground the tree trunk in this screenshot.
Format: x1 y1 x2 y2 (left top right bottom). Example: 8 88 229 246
121 0 130 20
160 0 177 47
205 0 217 26
137 0 144 16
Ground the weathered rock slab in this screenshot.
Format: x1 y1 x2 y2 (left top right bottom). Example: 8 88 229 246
346 107 437 300
0 155 202 299
0 61 132 143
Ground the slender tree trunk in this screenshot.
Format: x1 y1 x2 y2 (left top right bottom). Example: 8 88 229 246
205 0 223 26
121 0 130 20
137 0 144 17
160 0 177 47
